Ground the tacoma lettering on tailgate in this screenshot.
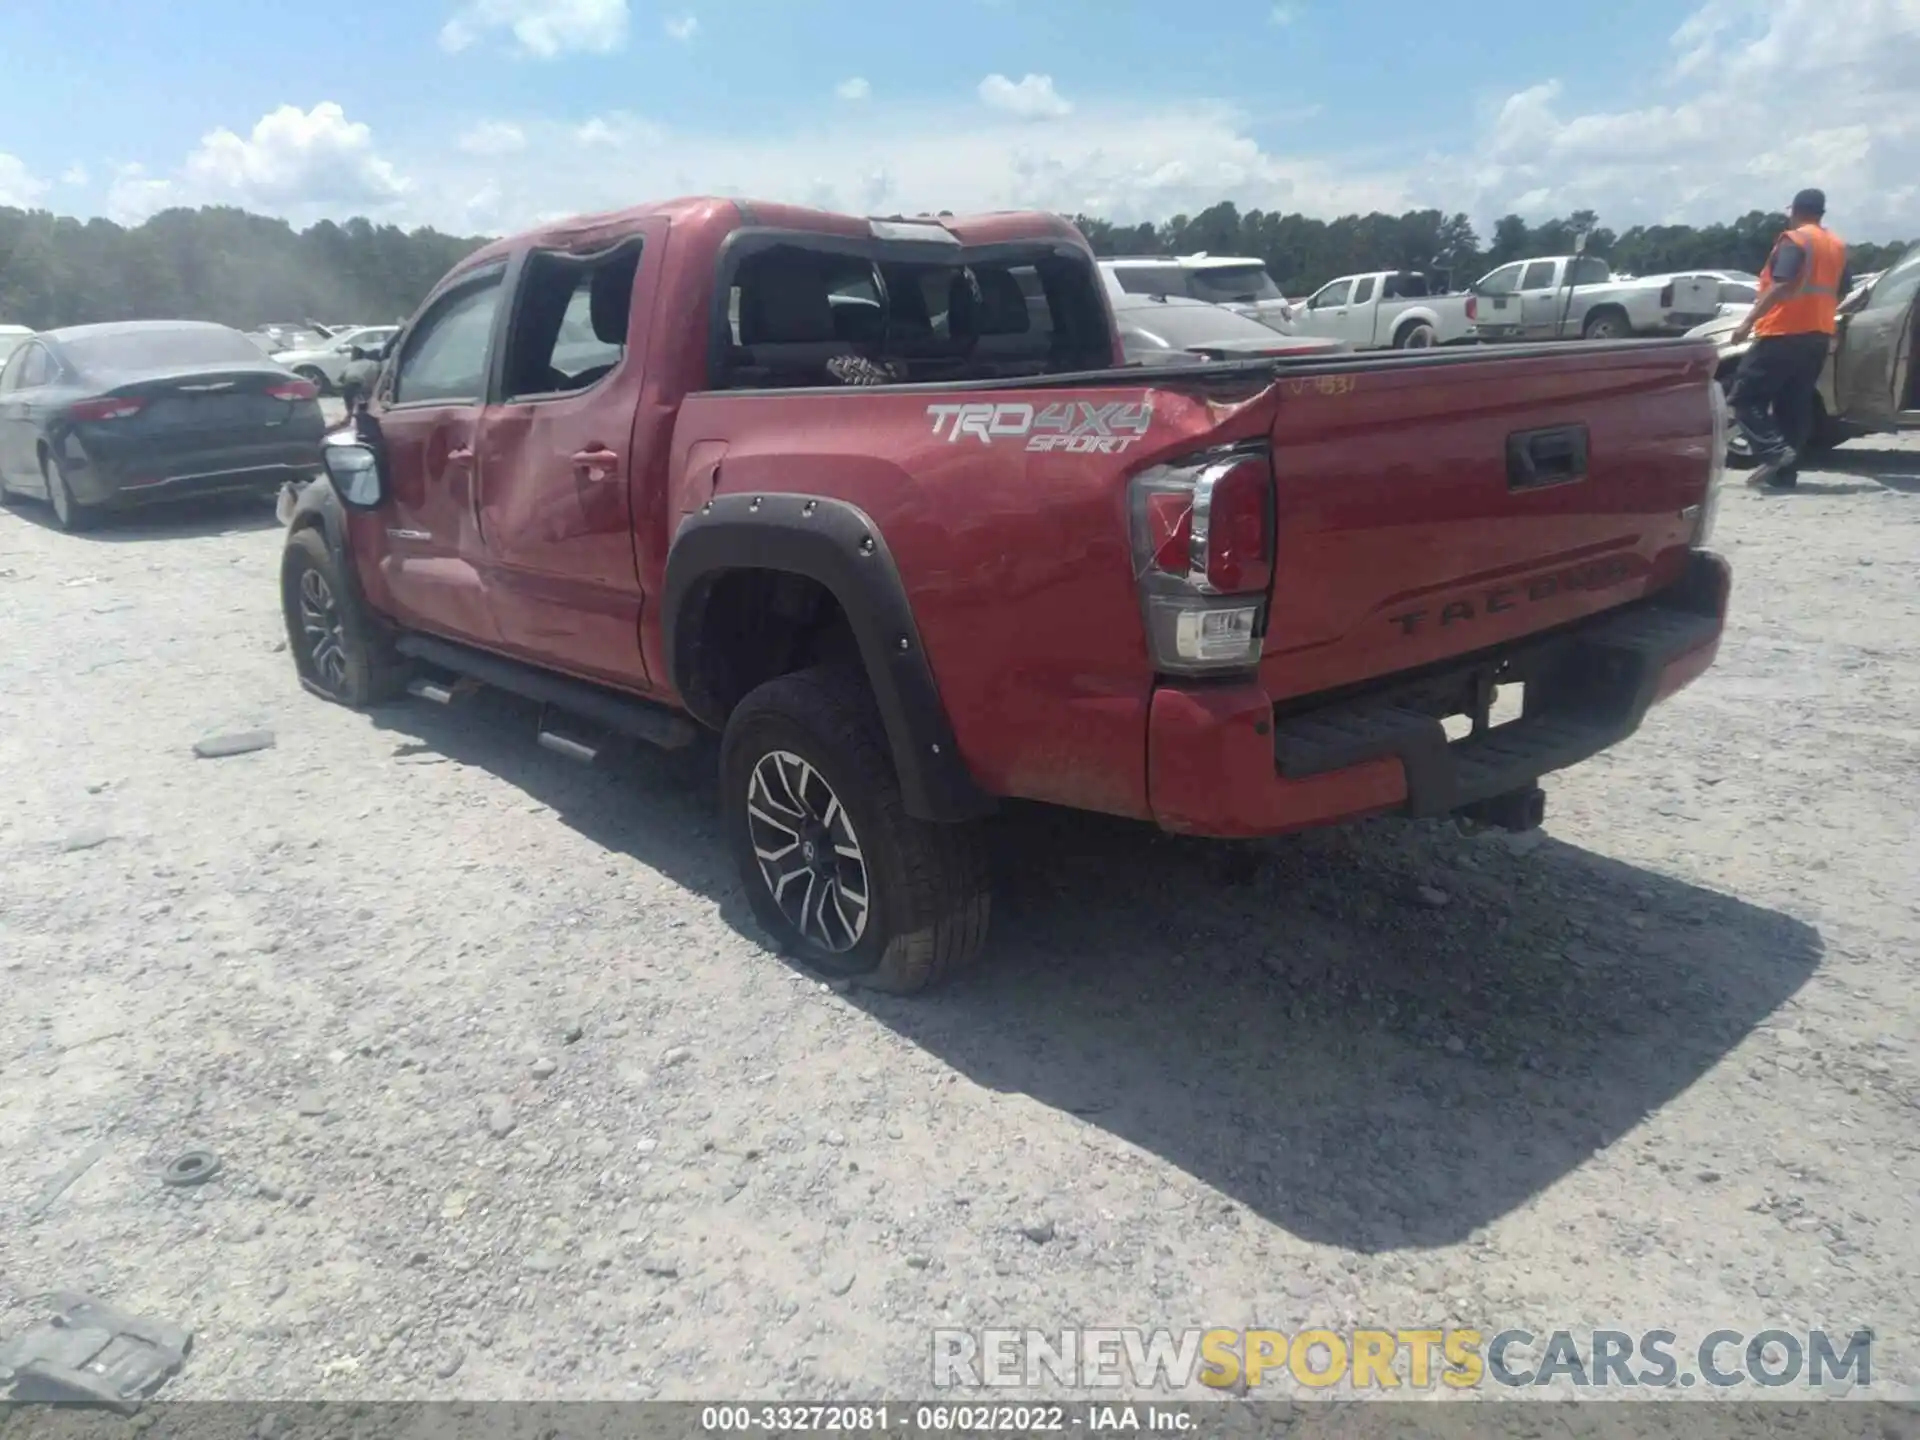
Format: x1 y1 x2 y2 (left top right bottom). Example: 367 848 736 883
926 400 1153 453
1388 554 1637 636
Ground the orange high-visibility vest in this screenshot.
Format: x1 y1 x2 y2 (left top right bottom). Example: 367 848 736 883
1752 223 1848 338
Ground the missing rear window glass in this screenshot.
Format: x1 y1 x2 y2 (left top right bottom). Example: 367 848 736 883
502 240 642 401
711 240 1109 390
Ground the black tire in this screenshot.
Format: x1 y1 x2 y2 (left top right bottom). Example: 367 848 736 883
295 365 333 395
1582 309 1629 341
1395 321 1438 349
721 665 989 994
280 525 409 706
41 450 98 532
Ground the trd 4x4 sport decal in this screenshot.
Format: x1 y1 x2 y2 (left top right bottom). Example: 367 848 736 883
925 400 1154 453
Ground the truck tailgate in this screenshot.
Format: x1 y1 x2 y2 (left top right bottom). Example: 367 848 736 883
1257 342 1718 701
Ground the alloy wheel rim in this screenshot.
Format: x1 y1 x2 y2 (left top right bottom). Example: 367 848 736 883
746 749 870 953
298 567 349 691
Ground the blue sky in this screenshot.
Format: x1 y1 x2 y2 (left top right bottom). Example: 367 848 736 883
2 0 1914 239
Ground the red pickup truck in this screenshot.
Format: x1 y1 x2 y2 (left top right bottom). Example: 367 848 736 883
280 197 1731 993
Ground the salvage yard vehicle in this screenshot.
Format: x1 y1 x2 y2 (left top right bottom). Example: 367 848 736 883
0 320 324 531
1470 257 1753 341
1112 292 1343 365
272 325 399 394
279 197 1731 993
1288 270 1475 349
1689 244 1919 458
1099 256 1296 332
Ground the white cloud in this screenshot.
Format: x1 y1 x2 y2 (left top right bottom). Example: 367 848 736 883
182 103 409 212
835 77 871 102
105 163 174 223
663 13 696 41
60 163 89 187
1269 4 1299 24
59 0 1920 245
0 152 48 207
1457 0 1920 236
103 104 408 224
439 0 627 56
977 73 1072 120
458 120 527 156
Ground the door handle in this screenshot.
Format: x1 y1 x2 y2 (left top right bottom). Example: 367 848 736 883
571 447 620 482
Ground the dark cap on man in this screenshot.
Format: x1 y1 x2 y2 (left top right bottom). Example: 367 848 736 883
1791 188 1827 217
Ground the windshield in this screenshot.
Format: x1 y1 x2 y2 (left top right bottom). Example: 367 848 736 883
63 325 265 374
1121 302 1281 349
1186 264 1283 304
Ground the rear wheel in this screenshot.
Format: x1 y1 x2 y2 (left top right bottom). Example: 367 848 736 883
42 451 97 533
1395 321 1438 349
1582 309 1629 341
721 666 990 994
280 526 409 706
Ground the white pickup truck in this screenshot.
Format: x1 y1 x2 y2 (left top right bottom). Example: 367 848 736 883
1287 270 1475 349
1468 255 1757 341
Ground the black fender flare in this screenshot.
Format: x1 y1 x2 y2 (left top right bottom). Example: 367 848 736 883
284 476 385 636
661 492 994 824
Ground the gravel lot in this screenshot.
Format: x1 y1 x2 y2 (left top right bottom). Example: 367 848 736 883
2 435 1917 1404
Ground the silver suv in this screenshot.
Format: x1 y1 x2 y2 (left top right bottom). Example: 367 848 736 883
1098 256 1295 333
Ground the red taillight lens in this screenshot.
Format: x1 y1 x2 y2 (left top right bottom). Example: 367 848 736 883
1465 296 1478 322
69 397 144 422
267 379 319 401
1143 490 1194 574
1201 459 1273 594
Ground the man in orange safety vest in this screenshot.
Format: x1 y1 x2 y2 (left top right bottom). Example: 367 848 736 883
1729 188 1850 490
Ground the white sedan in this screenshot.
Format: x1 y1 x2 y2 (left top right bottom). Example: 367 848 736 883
271 325 399 393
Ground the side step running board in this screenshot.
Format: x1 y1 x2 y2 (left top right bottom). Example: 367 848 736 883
395 634 699 751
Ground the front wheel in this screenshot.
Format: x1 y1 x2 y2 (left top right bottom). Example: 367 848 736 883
721 666 990 994
280 526 409 706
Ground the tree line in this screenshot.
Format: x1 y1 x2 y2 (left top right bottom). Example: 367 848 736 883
2 199 1913 332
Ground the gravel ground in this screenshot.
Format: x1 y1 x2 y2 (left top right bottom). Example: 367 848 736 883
1 435 1917 1405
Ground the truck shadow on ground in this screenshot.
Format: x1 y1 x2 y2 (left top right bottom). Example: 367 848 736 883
373 691 1822 1254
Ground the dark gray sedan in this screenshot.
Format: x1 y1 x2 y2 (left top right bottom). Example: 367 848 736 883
0 320 326 531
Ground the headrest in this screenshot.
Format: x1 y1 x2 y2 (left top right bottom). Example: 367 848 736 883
946 271 979 341
974 268 1031 335
590 251 639 345
740 268 837 344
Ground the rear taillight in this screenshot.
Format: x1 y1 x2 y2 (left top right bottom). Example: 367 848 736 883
69 397 144 422
1129 448 1275 675
1465 296 1478 322
267 379 319 401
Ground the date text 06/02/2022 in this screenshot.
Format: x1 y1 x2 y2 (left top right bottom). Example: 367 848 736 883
698 1403 1197 1433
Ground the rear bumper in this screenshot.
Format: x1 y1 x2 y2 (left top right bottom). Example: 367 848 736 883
66 442 324 509
1146 549 1731 838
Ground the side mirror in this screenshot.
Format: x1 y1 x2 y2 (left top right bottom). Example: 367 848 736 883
321 439 383 509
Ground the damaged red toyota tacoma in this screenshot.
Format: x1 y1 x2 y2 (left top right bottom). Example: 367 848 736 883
278 197 1730 992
